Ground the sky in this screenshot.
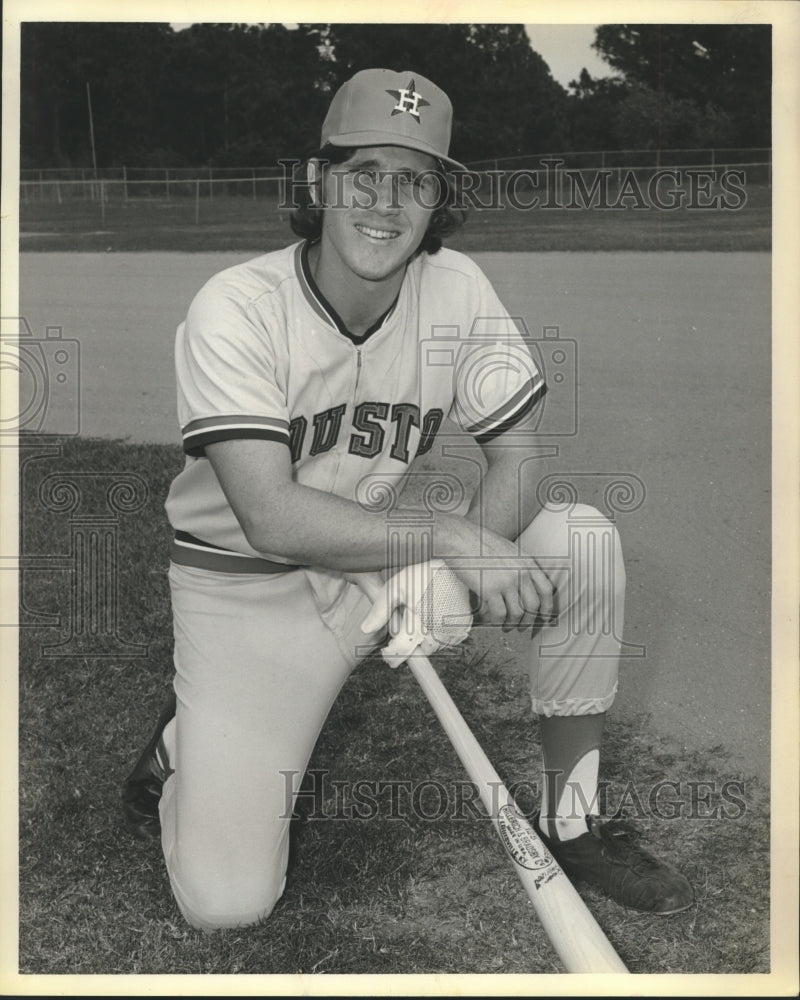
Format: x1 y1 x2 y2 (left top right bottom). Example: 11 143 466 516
524 24 611 88
170 23 613 90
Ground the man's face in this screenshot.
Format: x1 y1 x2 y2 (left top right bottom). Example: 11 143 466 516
317 145 441 285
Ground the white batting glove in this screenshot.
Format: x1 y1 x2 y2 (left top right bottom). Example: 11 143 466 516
359 561 473 667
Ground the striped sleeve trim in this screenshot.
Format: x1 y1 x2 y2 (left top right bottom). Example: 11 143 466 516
171 531 301 574
181 415 289 456
464 377 547 445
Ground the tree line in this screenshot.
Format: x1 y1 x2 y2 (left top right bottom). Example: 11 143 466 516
20 22 771 169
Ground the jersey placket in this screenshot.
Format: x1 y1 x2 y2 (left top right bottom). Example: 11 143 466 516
330 342 365 494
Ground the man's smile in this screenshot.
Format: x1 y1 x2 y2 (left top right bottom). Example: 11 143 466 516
354 223 401 241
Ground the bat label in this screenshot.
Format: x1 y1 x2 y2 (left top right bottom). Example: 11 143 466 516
534 868 559 889
497 805 555 873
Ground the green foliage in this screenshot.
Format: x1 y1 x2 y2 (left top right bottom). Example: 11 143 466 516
20 22 771 170
611 83 737 150
160 23 328 165
21 22 328 168
565 71 629 150
21 22 174 167
591 25 771 148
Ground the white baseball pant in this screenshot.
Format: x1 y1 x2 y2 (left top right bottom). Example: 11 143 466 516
159 503 624 928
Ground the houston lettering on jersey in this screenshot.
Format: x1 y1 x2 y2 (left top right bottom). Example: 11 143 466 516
181 384 543 463
182 403 446 463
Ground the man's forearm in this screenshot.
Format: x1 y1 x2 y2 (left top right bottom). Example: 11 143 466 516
244 478 482 574
466 446 546 544
250 452 547 573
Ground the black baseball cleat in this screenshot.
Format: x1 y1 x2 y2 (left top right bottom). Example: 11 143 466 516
121 690 176 841
535 812 695 915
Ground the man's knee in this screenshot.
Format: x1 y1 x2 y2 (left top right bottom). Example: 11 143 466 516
520 502 626 593
568 504 625 597
166 844 288 931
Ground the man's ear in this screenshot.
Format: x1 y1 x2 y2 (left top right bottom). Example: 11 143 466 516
306 159 322 206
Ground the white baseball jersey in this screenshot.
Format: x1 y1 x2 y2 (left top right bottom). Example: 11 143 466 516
156 241 623 933
164 241 546 574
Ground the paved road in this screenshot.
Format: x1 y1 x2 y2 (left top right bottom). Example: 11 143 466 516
17 250 772 780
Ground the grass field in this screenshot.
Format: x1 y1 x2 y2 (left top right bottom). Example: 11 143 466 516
17 437 770 978
18 182 771 253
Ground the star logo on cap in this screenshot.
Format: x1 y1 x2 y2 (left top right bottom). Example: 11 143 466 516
386 79 430 122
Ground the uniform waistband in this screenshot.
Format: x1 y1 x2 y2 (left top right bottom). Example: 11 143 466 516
170 531 301 574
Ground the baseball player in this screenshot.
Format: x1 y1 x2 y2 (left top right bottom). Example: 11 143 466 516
122 68 693 931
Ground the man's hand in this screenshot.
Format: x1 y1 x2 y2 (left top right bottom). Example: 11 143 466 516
451 528 554 633
357 561 473 666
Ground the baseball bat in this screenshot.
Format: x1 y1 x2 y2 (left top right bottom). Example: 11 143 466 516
353 571 629 975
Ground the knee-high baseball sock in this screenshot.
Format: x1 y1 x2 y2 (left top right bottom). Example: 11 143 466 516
538 713 605 841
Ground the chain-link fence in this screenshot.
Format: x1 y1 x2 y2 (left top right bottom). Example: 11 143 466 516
19 147 772 182
465 147 771 172
20 175 289 225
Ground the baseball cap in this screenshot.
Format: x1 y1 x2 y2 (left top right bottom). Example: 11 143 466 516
320 68 467 171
